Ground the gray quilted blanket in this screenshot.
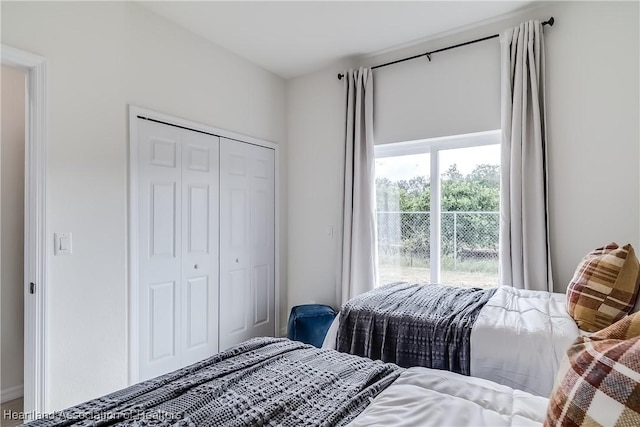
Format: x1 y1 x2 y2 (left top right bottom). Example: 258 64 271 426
25 338 402 427
336 282 496 375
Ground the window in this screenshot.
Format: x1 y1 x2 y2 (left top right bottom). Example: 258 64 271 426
375 130 500 288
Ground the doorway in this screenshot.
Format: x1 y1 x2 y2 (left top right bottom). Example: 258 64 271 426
1 45 48 416
1 65 26 422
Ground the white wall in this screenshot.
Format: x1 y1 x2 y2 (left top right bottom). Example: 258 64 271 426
1 65 26 400
541 1 639 292
286 1 639 311
286 60 355 312
1 1 286 410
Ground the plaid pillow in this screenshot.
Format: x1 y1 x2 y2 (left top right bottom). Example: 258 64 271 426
566 243 640 332
545 312 640 427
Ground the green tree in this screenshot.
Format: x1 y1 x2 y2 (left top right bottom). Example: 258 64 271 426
376 177 399 212
468 164 500 189
443 164 463 181
441 181 499 211
402 175 430 196
376 162 501 258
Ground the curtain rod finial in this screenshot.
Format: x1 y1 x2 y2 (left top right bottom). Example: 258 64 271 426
544 17 554 26
337 73 344 80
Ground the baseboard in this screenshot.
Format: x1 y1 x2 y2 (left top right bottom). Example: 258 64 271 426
1 384 23 403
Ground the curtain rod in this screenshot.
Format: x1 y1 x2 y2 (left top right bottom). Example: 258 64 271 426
337 17 554 80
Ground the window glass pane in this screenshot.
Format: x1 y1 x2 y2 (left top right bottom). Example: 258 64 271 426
439 144 500 288
375 153 430 286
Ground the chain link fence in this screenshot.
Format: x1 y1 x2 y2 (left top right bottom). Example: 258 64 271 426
377 211 499 282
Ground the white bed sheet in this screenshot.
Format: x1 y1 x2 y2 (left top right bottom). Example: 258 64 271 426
471 287 579 396
348 367 548 427
322 314 339 350
322 286 580 397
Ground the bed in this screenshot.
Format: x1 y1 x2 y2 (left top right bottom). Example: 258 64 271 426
350 367 548 426
323 283 580 397
24 337 547 427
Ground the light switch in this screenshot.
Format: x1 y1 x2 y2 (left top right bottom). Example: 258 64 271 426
325 225 334 238
55 233 72 255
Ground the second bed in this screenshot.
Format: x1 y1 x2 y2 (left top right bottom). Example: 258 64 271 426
323 283 580 396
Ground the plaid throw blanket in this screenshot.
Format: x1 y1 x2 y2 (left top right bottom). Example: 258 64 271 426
336 282 496 375
25 338 402 427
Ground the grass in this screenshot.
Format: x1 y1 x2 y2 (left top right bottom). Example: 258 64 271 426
440 255 498 274
378 255 498 289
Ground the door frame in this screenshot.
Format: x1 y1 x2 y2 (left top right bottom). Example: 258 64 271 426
1 45 49 412
127 105 281 384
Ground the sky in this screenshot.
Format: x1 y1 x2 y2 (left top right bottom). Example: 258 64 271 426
375 144 500 182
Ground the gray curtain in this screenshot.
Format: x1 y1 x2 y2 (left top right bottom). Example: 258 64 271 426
499 21 553 292
340 67 377 305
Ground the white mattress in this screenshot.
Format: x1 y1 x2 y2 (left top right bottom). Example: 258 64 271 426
348 367 548 426
322 286 580 397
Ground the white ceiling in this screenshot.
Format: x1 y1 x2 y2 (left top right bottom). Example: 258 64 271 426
140 1 537 79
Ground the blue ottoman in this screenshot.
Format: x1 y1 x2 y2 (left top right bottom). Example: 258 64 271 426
287 304 337 348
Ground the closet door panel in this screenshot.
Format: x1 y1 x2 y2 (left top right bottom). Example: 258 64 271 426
219 139 275 350
150 183 177 257
180 132 220 366
186 185 209 253
248 144 275 336
149 281 177 360
227 269 248 331
185 276 208 348
219 139 251 350
138 119 183 380
138 119 220 379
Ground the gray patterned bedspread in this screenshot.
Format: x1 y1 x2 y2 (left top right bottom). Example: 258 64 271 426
336 282 496 375
26 337 402 427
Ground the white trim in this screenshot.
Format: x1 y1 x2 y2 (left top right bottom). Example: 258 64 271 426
274 144 281 343
1 45 49 414
127 105 281 384
430 152 441 284
374 129 500 158
127 110 140 385
1 384 24 403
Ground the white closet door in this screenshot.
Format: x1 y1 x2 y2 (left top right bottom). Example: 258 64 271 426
180 132 219 366
219 139 251 350
219 138 275 350
138 119 219 380
138 119 183 380
247 143 275 339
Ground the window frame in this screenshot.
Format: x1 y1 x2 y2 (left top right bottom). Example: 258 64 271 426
374 129 501 284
